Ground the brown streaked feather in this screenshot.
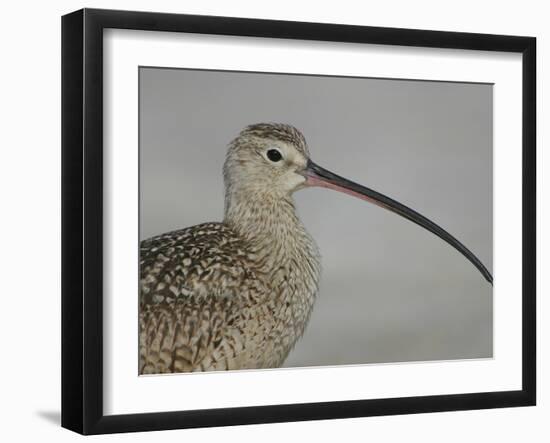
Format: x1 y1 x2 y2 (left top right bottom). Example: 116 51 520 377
139 217 320 373
140 223 271 373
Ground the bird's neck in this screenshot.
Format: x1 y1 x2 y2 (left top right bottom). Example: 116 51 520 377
224 189 320 281
226 187 319 266
224 190 310 255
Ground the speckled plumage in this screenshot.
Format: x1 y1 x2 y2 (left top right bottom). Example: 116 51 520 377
140 124 321 374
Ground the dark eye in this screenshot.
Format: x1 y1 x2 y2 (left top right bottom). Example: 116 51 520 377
266 149 282 162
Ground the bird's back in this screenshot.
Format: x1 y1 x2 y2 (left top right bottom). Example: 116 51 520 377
140 222 279 373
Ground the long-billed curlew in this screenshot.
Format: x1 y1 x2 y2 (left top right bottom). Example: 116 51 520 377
139 123 492 374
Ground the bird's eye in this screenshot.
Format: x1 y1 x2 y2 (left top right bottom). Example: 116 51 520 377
266 149 283 162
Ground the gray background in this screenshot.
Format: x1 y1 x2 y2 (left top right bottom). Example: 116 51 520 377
139 67 493 367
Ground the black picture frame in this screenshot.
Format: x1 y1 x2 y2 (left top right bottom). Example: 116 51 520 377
61 8 536 435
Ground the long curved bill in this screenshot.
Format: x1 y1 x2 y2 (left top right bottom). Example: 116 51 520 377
303 159 493 285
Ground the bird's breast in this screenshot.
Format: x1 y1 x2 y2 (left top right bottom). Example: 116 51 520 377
244 225 321 366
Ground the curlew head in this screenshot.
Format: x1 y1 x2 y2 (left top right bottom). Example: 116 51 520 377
224 123 311 199
224 123 492 284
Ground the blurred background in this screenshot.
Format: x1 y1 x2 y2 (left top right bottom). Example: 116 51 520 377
139 67 493 367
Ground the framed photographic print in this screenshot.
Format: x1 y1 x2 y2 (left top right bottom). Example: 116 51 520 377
61 8 536 435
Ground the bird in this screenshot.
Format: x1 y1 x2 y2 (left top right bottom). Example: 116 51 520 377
139 123 492 374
